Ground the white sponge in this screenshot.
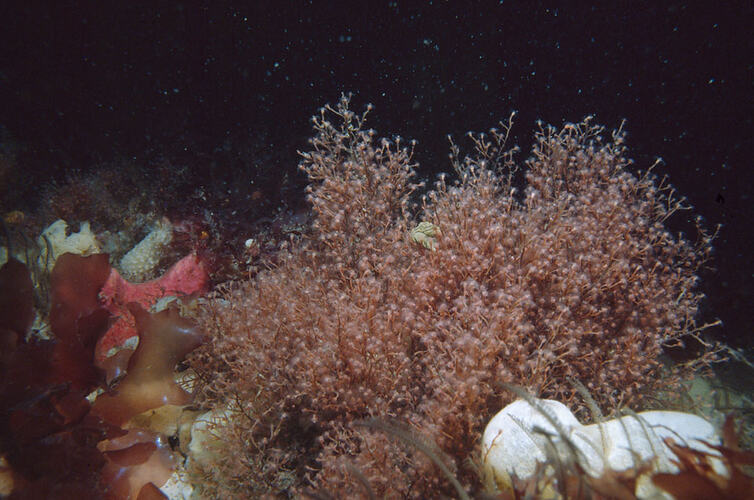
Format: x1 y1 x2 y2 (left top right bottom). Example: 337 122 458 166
37 219 102 269
119 219 173 282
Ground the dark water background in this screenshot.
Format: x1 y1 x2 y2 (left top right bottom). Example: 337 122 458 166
1 1 751 360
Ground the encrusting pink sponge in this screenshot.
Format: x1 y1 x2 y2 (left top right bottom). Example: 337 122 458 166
95 253 209 380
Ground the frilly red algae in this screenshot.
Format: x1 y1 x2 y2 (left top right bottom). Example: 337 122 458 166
1 254 110 411
1 254 205 498
103 442 158 467
49 252 112 390
0 258 34 378
93 304 204 426
0 256 117 497
50 253 112 334
100 429 175 499
100 347 137 386
135 482 169 500
0 258 34 340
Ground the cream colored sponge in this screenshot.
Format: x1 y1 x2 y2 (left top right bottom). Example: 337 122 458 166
37 219 102 269
118 219 173 282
